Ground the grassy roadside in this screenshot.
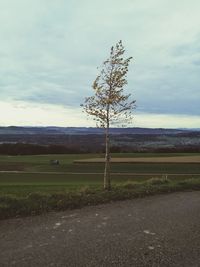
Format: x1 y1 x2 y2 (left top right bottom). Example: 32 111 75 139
1 177 200 220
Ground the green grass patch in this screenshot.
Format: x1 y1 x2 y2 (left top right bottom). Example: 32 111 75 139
0 153 200 219
1 177 200 220
0 153 200 175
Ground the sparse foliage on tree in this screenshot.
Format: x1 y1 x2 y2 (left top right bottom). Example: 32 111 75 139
82 40 136 190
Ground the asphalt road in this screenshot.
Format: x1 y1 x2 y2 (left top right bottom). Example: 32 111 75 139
0 191 200 267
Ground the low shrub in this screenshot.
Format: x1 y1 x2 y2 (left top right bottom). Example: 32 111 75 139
121 181 141 189
0 177 200 220
147 177 170 185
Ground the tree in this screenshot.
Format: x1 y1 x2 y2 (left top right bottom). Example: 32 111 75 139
82 40 135 190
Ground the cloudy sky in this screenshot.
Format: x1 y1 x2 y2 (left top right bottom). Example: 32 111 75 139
0 0 200 128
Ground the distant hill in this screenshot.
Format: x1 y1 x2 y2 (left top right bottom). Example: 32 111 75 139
0 126 198 135
0 126 199 154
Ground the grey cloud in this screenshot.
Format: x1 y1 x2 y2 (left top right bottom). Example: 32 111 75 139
172 36 200 57
192 59 200 66
21 86 84 107
0 0 200 120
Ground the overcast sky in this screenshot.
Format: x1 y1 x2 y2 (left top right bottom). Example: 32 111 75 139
0 0 200 128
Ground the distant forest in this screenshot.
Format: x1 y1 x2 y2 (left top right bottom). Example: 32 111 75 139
0 142 200 155
0 128 200 155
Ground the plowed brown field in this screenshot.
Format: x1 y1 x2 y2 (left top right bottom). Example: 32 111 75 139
74 155 200 164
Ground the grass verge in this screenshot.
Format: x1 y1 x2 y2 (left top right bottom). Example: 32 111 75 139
0 177 200 220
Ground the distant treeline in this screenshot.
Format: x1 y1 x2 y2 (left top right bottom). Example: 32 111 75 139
0 143 85 155
0 143 200 155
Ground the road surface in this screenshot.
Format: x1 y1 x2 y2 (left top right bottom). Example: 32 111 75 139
0 191 200 266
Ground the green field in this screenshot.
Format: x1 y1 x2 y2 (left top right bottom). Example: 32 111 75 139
0 153 200 196
0 153 200 219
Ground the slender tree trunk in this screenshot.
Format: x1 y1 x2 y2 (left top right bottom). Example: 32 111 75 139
104 122 111 190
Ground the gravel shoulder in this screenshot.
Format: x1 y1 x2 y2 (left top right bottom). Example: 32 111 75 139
0 191 200 267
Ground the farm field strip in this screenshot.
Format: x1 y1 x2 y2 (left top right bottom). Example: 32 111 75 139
0 170 200 176
0 153 200 188
0 153 200 219
74 155 200 163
